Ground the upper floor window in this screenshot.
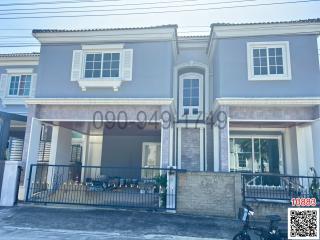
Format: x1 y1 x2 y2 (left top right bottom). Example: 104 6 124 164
71 44 133 91
247 41 291 81
9 74 32 96
84 52 120 79
179 73 203 119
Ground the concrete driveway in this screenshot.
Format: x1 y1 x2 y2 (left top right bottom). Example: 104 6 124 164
0 205 242 239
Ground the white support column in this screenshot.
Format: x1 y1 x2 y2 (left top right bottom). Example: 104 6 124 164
199 127 205 171
80 134 89 182
86 135 103 178
47 125 73 187
169 125 174 167
296 125 315 176
49 125 72 166
177 127 182 169
161 122 171 169
312 119 320 174
213 125 220 172
23 118 42 200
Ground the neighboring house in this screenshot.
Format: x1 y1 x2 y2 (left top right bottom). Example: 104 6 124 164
0 53 39 161
3 19 318 207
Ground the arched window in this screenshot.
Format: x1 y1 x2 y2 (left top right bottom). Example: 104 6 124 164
179 72 203 119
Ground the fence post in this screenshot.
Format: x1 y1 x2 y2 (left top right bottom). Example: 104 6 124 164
14 166 22 204
242 174 246 204
25 164 33 202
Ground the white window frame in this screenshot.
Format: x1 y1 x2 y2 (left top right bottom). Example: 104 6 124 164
179 72 203 120
81 50 122 80
247 41 291 81
229 134 284 174
7 74 32 97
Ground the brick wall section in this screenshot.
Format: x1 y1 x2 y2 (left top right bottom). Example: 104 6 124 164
181 128 200 171
177 172 242 218
176 172 289 221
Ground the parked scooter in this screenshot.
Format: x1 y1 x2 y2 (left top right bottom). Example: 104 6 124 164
233 205 287 240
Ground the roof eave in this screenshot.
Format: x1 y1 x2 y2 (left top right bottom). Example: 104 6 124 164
0 55 40 66
32 26 178 44
210 22 320 39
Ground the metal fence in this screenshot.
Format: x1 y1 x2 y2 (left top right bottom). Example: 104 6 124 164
242 173 320 202
26 164 179 210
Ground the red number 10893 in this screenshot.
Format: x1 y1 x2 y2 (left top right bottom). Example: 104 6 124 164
291 198 317 207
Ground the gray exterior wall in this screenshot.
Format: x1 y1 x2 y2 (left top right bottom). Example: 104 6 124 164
101 135 161 168
36 42 173 98
212 34 320 99
176 48 208 65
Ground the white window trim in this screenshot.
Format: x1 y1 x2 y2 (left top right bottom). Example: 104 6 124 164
73 44 134 91
81 50 122 81
247 41 292 81
229 134 284 174
7 74 33 98
179 72 203 120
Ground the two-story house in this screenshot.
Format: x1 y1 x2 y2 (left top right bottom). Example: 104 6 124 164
5 19 319 208
0 53 39 161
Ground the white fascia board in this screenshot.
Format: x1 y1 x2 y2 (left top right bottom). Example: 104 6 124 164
33 28 176 43
212 23 320 38
25 98 174 106
0 56 39 66
1 98 28 106
6 68 34 74
213 97 320 111
82 44 124 50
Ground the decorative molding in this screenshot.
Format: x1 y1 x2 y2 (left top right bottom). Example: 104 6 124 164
6 68 34 74
213 98 320 112
25 98 174 105
1 98 29 106
77 79 122 91
81 44 124 50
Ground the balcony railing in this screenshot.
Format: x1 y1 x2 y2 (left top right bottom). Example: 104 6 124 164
242 173 320 202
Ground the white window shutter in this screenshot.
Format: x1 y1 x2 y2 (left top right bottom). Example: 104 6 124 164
71 50 83 81
30 74 37 97
0 74 8 99
122 49 133 81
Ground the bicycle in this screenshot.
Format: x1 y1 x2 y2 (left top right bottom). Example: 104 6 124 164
233 205 287 240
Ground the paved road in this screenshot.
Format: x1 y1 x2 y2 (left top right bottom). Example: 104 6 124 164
0 205 242 239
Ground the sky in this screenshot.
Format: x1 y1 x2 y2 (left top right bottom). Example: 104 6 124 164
0 0 319 54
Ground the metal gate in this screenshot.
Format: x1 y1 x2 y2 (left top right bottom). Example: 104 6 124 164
26 164 179 210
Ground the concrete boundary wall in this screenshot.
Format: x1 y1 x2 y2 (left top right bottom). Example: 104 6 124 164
176 172 242 218
176 172 290 221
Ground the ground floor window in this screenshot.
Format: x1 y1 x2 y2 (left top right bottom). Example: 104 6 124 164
230 135 284 174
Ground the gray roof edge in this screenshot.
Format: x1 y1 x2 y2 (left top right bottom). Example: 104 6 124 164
32 24 178 34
